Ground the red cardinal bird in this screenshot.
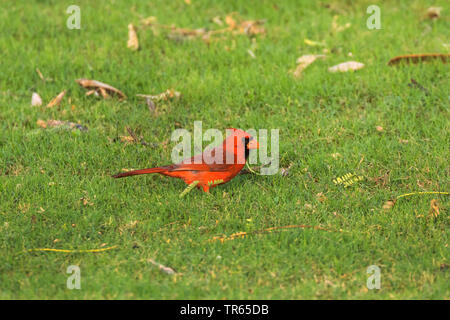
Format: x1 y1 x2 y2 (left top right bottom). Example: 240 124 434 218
112 129 259 193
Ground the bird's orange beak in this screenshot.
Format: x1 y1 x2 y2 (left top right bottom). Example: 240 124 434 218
247 139 259 150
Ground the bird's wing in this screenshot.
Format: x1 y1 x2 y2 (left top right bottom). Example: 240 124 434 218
170 146 237 172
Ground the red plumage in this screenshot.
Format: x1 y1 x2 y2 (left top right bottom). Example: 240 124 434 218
112 129 259 192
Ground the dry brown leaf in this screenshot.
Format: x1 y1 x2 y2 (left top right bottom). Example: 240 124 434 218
141 16 157 26
46 90 66 108
120 135 135 144
127 23 139 51
212 16 223 26
225 14 237 29
36 119 47 128
85 89 98 96
292 54 326 78
328 61 364 72
388 54 450 65
382 199 396 211
76 79 126 99
316 192 327 203
426 7 442 19
429 199 440 218
145 97 156 112
173 27 206 38
37 119 87 131
31 92 42 107
99 87 110 99
136 89 181 102
239 20 266 35
280 163 293 176
148 259 177 275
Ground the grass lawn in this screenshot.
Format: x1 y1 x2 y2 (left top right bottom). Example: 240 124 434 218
0 0 449 299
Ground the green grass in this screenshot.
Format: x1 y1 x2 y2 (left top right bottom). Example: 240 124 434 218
0 0 449 299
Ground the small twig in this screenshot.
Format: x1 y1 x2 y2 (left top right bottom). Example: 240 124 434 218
126 127 149 146
409 78 429 95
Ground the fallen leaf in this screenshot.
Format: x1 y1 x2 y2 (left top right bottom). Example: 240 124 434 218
382 199 396 211
76 79 126 99
145 97 156 112
426 7 442 19
328 61 364 72
37 119 87 131
46 90 66 108
388 54 450 66
429 199 440 218
331 153 341 159
31 92 43 106
225 14 237 29
148 259 177 275
36 119 47 128
280 163 293 176
292 54 326 77
141 16 157 26
316 192 327 202
212 16 223 26
136 89 181 102
99 87 109 99
127 23 139 50
239 20 266 35
120 135 135 143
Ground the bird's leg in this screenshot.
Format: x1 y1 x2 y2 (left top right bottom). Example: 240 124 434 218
179 180 199 198
202 185 210 193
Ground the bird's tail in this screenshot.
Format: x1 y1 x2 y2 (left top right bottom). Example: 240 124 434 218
112 166 169 178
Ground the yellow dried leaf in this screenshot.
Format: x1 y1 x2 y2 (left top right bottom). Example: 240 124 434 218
136 89 181 102
382 199 396 211
127 23 139 51
328 61 364 73
47 90 66 108
76 79 126 99
429 199 440 218
36 119 47 128
292 54 326 78
426 7 442 19
120 135 135 143
225 15 237 29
